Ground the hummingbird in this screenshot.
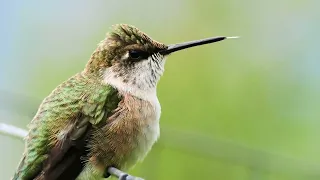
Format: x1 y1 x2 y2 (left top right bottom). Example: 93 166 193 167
12 24 237 180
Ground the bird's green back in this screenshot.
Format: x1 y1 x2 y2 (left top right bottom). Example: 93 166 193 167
13 72 120 180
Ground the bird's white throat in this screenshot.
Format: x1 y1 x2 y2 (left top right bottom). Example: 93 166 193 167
103 56 166 105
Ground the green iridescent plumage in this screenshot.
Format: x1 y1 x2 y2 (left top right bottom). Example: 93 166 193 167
13 73 120 179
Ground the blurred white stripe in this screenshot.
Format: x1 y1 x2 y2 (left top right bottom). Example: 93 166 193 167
0 123 27 139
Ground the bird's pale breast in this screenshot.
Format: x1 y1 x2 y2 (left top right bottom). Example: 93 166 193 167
79 93 161 179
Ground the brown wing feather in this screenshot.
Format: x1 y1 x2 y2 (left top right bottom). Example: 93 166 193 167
36 117 92 180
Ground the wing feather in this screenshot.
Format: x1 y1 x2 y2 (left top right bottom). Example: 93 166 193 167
12 73 120 180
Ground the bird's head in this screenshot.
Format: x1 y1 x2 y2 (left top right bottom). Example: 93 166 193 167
84 24 235 100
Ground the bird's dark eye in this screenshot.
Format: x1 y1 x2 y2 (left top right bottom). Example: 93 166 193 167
129 50 141 59
128 50 149 60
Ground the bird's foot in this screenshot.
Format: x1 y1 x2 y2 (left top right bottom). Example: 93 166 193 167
107 167 144 180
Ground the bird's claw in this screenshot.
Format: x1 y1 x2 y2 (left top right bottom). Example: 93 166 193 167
119 173 128 180
119 173 144 180
108 167 144 180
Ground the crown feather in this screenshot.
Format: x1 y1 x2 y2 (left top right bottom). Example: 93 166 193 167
109 24 167 50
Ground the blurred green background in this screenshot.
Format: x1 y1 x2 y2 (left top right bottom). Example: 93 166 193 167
1 0 320 179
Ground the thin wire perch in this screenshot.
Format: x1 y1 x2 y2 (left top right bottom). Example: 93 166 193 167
0 123 27 139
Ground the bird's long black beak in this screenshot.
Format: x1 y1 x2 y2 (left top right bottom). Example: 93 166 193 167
160 36 238 55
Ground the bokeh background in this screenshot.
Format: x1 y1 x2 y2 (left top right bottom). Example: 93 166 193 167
1 1 320 179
